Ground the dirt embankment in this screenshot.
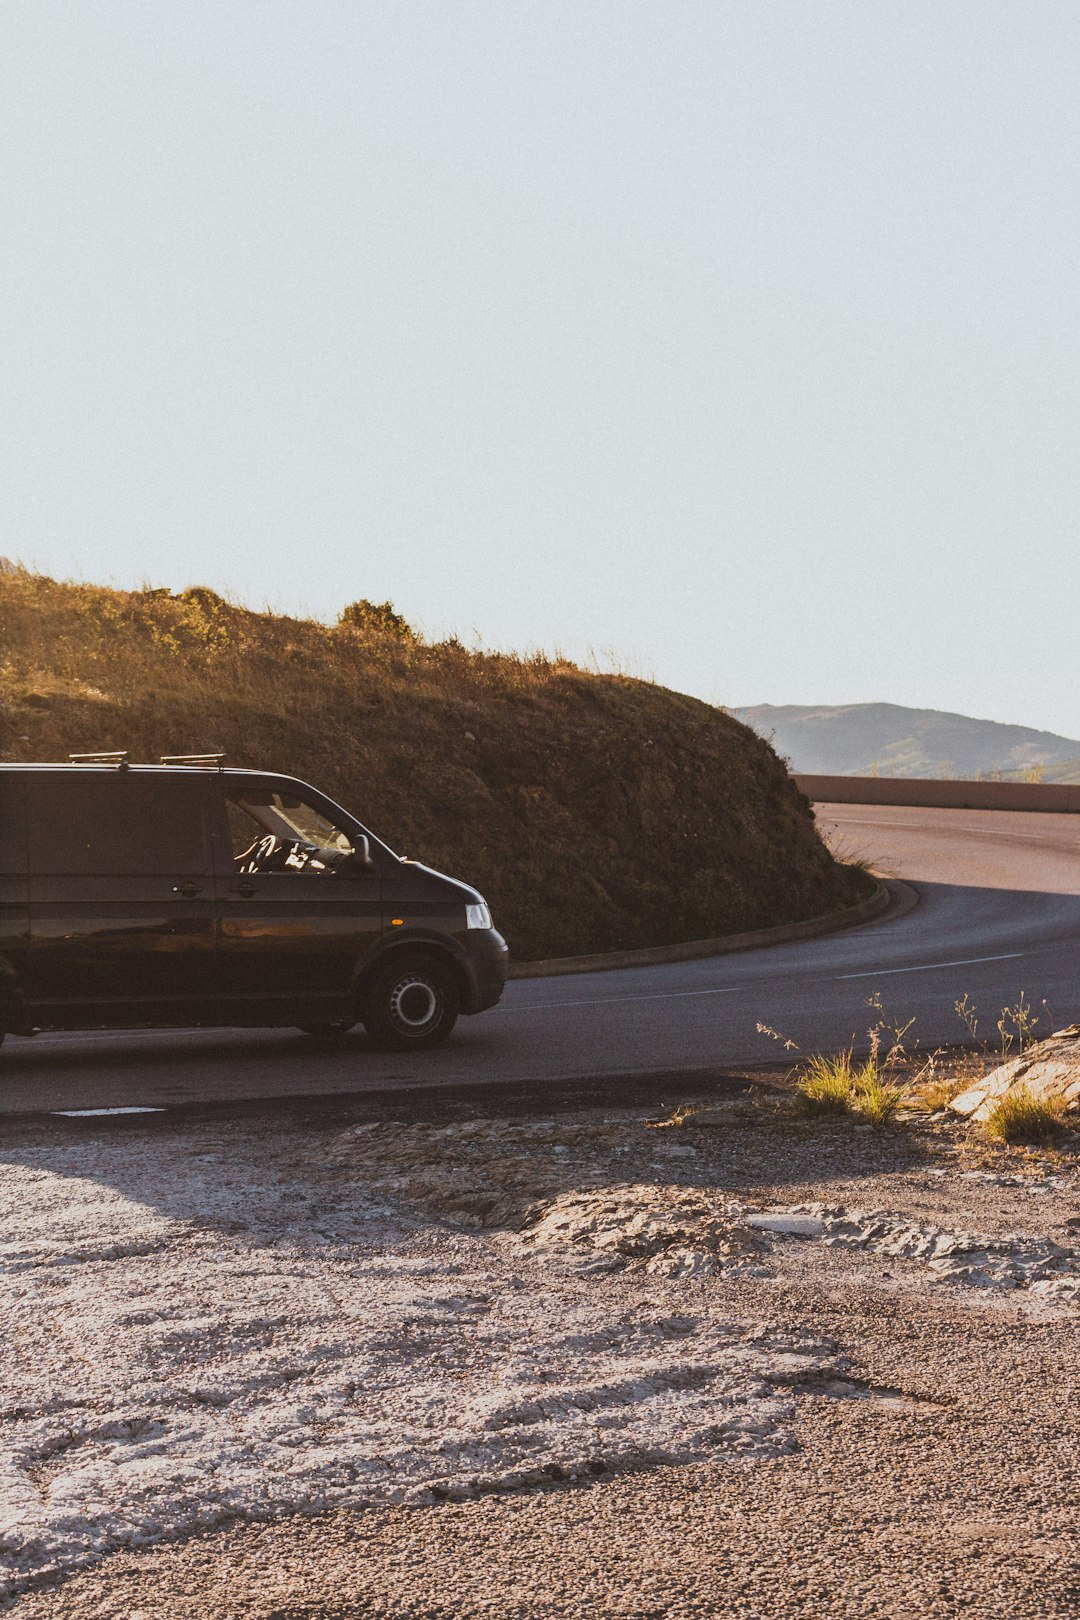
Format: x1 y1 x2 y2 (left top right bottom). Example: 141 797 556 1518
0 571 866 959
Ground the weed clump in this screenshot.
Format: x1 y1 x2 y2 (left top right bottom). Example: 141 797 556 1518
909 1074 966 1113
793 1052 902 1125
793 1054 858 1116
983 1087 1067 1147
854 1070 904 1126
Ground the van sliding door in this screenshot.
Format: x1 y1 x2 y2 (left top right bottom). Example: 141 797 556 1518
25 771 217 1025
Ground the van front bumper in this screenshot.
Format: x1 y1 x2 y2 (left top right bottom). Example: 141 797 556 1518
461 928 509 1014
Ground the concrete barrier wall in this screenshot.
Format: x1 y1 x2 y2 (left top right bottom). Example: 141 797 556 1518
795 774 1080 814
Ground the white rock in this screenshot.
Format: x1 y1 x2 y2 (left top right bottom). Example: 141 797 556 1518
745 1214 825 1239
950 1025 1080 1122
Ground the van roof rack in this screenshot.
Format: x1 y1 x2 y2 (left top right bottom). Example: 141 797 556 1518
69 751 130 768
159 753 226 768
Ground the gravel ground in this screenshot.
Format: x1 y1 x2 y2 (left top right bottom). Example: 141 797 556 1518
2 1086 1078 1618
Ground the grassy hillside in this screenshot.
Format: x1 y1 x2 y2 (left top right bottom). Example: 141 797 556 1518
0 571 867 960
735 702 1080 782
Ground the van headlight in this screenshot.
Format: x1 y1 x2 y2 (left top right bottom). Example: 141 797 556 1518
465 901 492 930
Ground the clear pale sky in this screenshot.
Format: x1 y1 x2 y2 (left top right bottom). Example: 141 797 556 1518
3 2 1078 736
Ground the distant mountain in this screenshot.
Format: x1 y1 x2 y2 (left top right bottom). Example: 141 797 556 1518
732 703 1080 782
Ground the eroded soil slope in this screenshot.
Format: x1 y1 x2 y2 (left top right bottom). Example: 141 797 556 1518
0 571 864 958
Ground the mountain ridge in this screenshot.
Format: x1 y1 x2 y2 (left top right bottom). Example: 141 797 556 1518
733 702 1080 782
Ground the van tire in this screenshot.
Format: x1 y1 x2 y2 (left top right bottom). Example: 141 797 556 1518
361 954 459 1050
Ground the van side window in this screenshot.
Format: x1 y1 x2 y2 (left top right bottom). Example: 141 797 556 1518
225 788 355 876
26 776 211 876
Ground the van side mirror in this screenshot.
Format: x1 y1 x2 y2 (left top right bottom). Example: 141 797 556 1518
343 836 376 876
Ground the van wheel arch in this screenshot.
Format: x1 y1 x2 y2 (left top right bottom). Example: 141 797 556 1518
357 946 462 1050
357 941 469 1012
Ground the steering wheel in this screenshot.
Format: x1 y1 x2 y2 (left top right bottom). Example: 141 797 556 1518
238 835 326 874
243 834 294 873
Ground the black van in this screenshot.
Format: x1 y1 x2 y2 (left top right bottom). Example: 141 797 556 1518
0 755 507 1050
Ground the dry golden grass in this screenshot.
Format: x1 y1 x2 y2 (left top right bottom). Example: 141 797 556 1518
0 569 868 960
793 1056 857 1116
908 1073 968 1113
793 1051 903 1124
982 1087 1068 1146
854 1070 905 1125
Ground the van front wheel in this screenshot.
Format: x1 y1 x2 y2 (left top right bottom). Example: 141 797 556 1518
361 955 459 1050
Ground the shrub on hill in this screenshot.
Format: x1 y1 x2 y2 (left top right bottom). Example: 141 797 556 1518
0 570 868 960
338 599 416 641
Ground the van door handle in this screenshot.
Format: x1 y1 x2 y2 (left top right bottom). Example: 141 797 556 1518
172 881 202 898
230 880 256 898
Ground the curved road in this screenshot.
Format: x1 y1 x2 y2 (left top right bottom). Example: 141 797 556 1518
2 803 1078 1116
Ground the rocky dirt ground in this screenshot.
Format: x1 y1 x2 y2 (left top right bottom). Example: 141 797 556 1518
1 1079 1078 1619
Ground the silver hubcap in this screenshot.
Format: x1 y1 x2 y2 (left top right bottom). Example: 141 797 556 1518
389 975 438 1031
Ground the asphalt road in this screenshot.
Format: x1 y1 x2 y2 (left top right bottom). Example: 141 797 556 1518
2 803 1078 1117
